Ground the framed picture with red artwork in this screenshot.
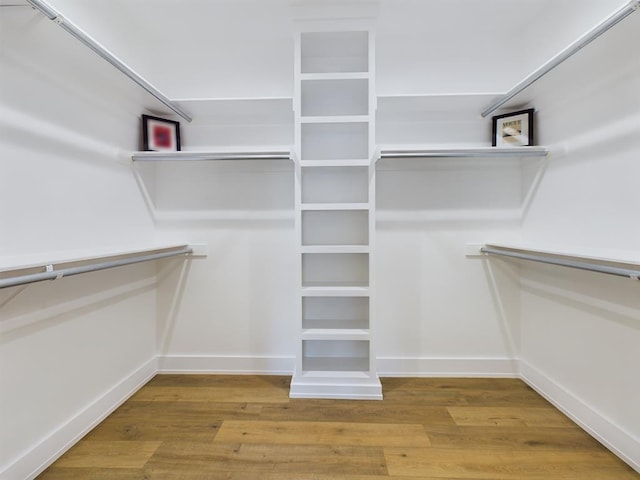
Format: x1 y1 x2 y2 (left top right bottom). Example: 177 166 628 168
142 114 181 151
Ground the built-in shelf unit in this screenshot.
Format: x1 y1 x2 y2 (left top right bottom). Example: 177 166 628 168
290 25 382 399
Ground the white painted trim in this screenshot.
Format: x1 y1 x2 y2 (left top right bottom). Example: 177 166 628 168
377 357 519 377
520 360 640 474
157 355 295 375
2 357 158 480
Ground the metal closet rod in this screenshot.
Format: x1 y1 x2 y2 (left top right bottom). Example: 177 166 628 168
25 0 192 123
481 246 640 281
132 151 293 162
481 0 640 118
0 246 193 289
378 146 549 158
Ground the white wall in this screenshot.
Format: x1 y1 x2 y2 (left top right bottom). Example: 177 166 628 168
47 0 295 99
137 159 297 372
518 0 625 79
0 7 161 479
515 9 640 470
375 158 523 375
376 0 534 95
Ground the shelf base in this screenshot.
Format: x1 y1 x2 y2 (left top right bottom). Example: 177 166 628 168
289 367 382 400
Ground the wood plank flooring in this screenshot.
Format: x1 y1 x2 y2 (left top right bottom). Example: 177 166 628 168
37 375 638 479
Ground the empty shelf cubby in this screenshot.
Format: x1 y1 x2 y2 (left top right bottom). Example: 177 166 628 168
302 296 369 330
301 252 369 287
302 210 369 246
301 122 369 160
301 166 369 204
301 79 369 117
302 340 370 372
301 31 369 74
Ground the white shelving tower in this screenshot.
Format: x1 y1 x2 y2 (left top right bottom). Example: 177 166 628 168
290 25 382 399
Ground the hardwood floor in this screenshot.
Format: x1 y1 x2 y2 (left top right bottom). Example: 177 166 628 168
37 375 638 479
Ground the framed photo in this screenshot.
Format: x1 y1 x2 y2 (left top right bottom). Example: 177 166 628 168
142 114 181 151
492 108 534 147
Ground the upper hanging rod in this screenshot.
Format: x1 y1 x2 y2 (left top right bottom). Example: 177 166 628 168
0 246 193 289
379 146 548 159
132 151 293 162
481 246 640 281
24 0 192 123
481 0 640 118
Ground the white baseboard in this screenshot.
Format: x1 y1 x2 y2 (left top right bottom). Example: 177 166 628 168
377 356 519 377
157 355 295 375
520 360 640 473
158 355 520 379
2 357 158 480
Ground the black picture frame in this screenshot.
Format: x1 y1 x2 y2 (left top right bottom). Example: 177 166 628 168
142 114 181 151
491 108 534 147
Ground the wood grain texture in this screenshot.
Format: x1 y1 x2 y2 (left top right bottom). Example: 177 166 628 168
260 400 456 425
130 385 289 403
447 406 576 427
214 420 430 447
146 442 388 476
384 447 639 479
37 375 638 479
52 441 161 469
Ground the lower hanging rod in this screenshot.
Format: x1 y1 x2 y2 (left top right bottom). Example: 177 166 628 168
0 246 193 289
481 246 640 281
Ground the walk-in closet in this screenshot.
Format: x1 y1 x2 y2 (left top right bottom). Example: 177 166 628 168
1 0 639 478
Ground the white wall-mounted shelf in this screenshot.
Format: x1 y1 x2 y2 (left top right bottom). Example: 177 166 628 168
379 145 549 159
132 149 293 162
